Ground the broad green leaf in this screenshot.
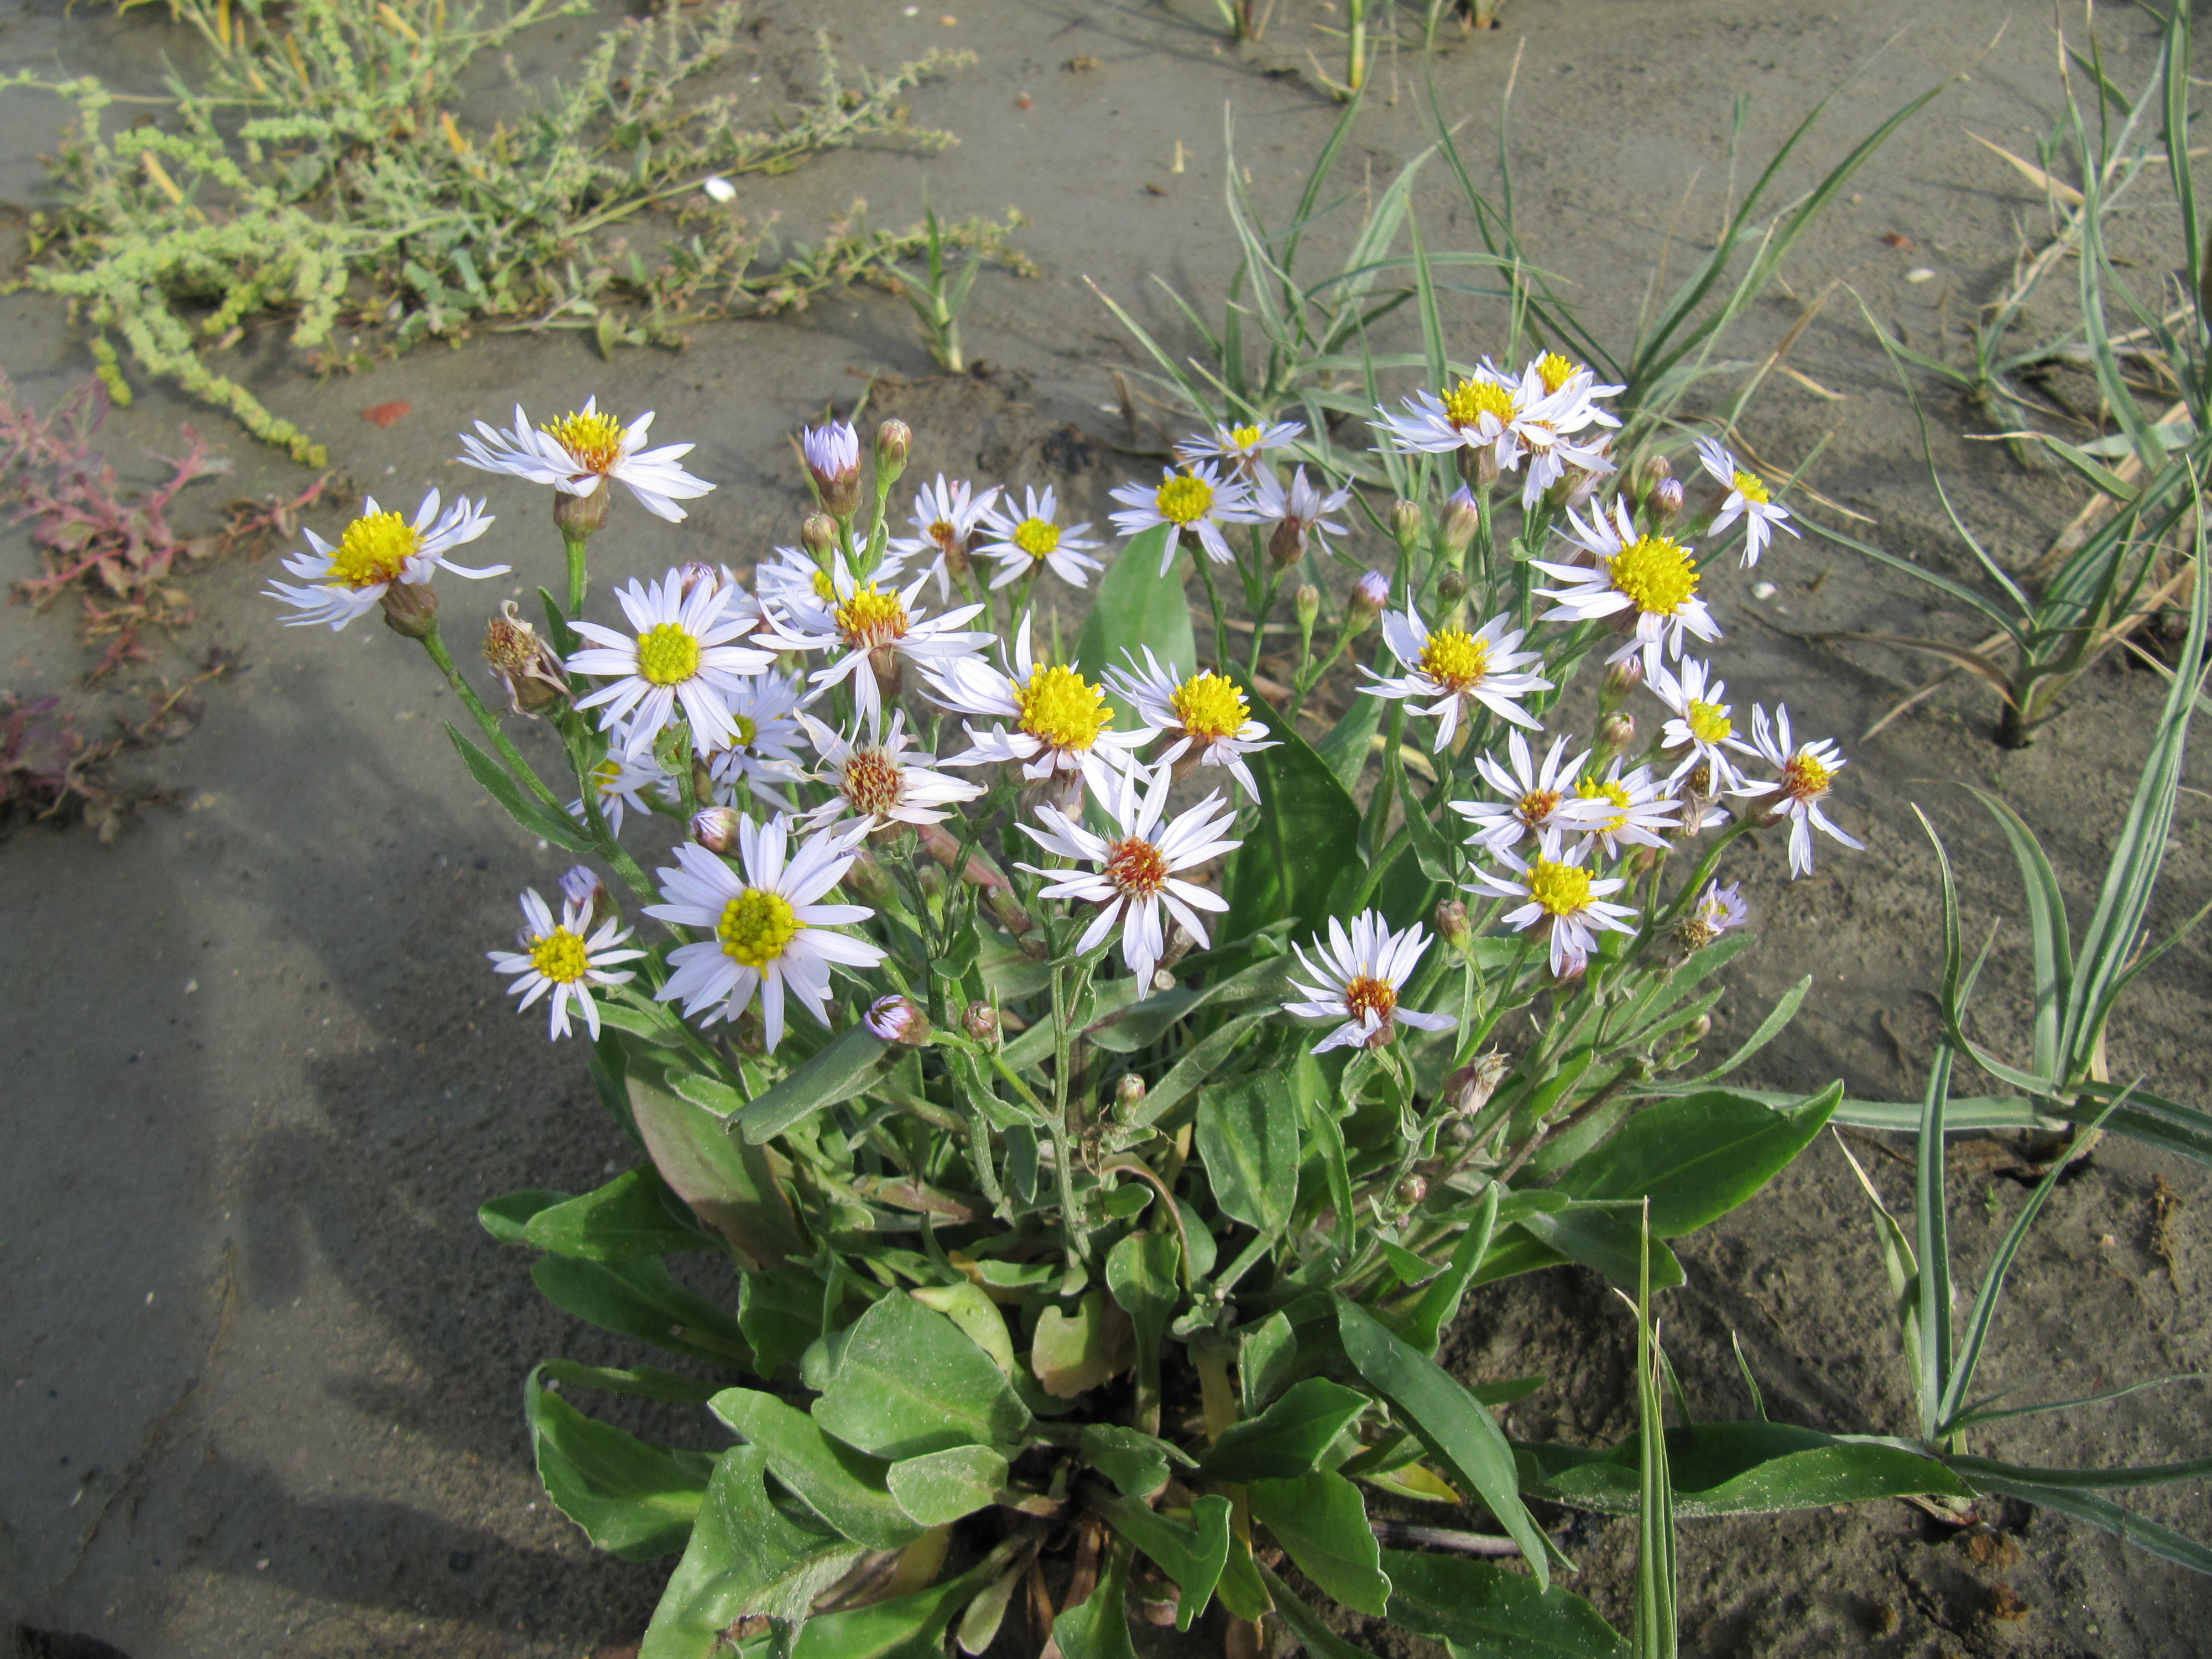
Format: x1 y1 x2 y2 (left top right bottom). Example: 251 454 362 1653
1314 692 1384 794
708 1387 924 1551
1260 1566 1390 1659
734 1022 890 1143
737 1269 825 1380
1335 1298 1550 1590
910 1281 1020 1379
1220 677 1363 946
1381 1549 1628 1659
525 1168 715 1262
1404 1183 1501 1354
1089 1488 1232 1631
525 1367 714 1561
814 1290 1031 1460
447 725 592 851
1554 1085 1843 1235
1213 1530 1270 1620
1479 1207 1687 1291
1052 1536 1139 1659
1081 1423 1194 1499
1198 1377 1369 1483
1515 1422 1969 1516
886 1444 1009 1525
1076 525 1193 725
640 1447 867 1659
1239 1311 1300 1415
481 1188 566 1244
540 1359 722 1404
627 1049 805 1270
531 1254 753 1369
1105 1228 1181 1357
1196 1074 1299 1234
782 1546 1014 1659
1031 1290 1133 1399
1249 1471 1390 1615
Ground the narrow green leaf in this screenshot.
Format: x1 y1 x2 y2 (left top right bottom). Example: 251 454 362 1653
1686 975 1811 1083
1914 1047 1955 1442
525 1168 716 1262
1554 1084 1842 1235
734 1023 890 1143
1962 787 2072 1081
1052 1536 1139 1659
446 724 591 851
1198 1377 1370 1483
531 1254 753 1370
1515 1422 1970 1516
1089 1488 1231 1630
1952 1472 2212 1575
481 1188 566 1244
539 1359 722 1404
1405 1183 1501 1354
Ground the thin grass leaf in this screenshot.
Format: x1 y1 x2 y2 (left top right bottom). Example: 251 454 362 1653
1952 1371 2212 1433
1840 634 2022 707
1914 1046 1955 1445
1630 1205 1676 1659
1802 519 2026 641
1832 1132 1924 1397
1958 1476 2212 1575
1952 1453 2212 1494
2160 4 2201 381
1729 1331 1769 1423
1410 209 1447 395
1686 975 1810 1083
1087 278 1218 420
1960 787 2072 1080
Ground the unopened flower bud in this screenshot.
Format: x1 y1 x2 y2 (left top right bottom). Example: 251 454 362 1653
1687 1014 1713 1042
875 418 912 471
1602 655 1644 702
1268 516 1307 567
691 807 743 853
1394 1175 1429 1208
379 580 440 639
1348 570 1390 631
1433 897 1472 951
1638 452 1673 495
1114 1073 1147 1115
1596 711 1636 757
865 993 931 1046
802 420 863 517
1442 485 1480 557
678 561 721 601
1650 476 1685 524
553 483 609 540
1390 498 1423 553
963 1001 1001 1046
801 512 837 556
1293 583 1321 632
1437 568 1468 606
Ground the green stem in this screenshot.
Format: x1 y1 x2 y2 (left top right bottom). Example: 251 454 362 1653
564 533 589 617
1193 547 1232 671
421 628 566 812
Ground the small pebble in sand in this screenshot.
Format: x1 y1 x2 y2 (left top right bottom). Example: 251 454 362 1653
1904 267 1937 283
1751 581 1777 600
702 176 735 203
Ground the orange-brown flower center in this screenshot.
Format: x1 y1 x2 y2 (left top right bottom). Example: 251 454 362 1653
1104 836 1170 897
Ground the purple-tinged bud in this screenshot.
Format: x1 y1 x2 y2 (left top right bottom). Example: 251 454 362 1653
1441 485 1480 557
1596 711 1636 758
1603 654 1644 702
865 993 931 1046
1267 516 1306 567
802 420 863 517
1651 476 1686 524
1348 570 1390 631
553 482 609 540
1114 1073 1147 1115
801 512 837 556
1394 1175 1429 1208
1389 498 1423 552
678 561 722 601
963 1001 1001 1046
1433 898 1472 951
1638 452 1673 495
691 806 743 854
379 580 440 640
875 418 912 471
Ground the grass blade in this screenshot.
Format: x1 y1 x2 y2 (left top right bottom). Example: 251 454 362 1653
1914 1045 1955 1445
1630 1204 1676 1659
1960 787 2072 1081
1952 1371 2212 1433
1957 1476 2212 1574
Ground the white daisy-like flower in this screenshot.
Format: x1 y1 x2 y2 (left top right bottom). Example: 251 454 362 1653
569 572 777 755
1678 880 1750 952
1648 657 1761 791
796 707 984 834
1015 762 1240 998
1568 760 1680 860
645 816 886 1052
1505 352 1624 430
1465 830 1638 980
457 399 714 522
703 672 811 811
1175 418 1305 473
1253 465 1353 558
570 748 671 837
889 474 1001 600
264 490 504 629
1744 704 1861 879
1361 603 1554 748
975 485 1105 590
1495 358 1619 510
487 886 645 1041
921 612 1147 792
763 566 992 727
1108 462 1261 575
1372 374 1519 460
1282 910 1458 1055
1450 729 1610 852
1695 437 1798 567
1104 647 1279 801
1532 499 1720 671
754 545 907 618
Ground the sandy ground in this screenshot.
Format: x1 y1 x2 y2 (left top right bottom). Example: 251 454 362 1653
2 0 2210 1654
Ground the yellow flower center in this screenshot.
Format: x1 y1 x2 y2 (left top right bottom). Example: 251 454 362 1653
1526 857 1594 917
329 510 422 589
1782 751 1834 801
1516 787 1562 828
1441 378 1516 429
1575 776 1632 834
1016 663 1112 752
811 568 837 601
637 622 701 686
1731 468 1770 505
1686 700 1732 744
731 713 759 747
1230 423 1265 448
1170 671 1249 742
1013 517 1061 560
1343 973 1398 1032
1606 534 1700 616
834 584 909 648
1103 835 1170 897
1535 353 1582 395
1418 627 1493 692
528 927 591 984
541 409 629 474
591 757 625 792
717 888 803 969
1155 474 1214 526
842 749 905 816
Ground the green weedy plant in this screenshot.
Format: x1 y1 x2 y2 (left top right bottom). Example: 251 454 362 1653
7 0 1020 463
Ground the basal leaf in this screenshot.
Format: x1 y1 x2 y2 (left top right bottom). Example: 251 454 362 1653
1381 1548 1627 1658
708 1387 924 1551
526 1366 715 1561
525 1168 717 1262
886 1443 1009 1525
1515 1421 1969 1516
814 1290 1032 1460
1249 1471 1390 1615
1198 1377 1369 1483
1196 1073 1300 1234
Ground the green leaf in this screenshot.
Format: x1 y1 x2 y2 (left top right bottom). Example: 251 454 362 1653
1260 1567 1390 1659
886 1443 1009 1525
1076 525 1194 725
1105 1227 1181 1369
1081 1423 1194 1500
1196 1074 1300 1234
525 1168 716 1262
531 1254 753 1370
737 1269 825 1381
1052 1537 1139 1659
525 1367 714 1561
640 1447 868 1659
734 1022 890 1144
1089 1488 1232 1630
1213 1531 1270 1620
1948 1452 2212 1493
708 1387 925 1551
481 1188 566 1244
539 1359 722 1404
787 1547 1015 1659
910 1281 1019 1379
1381 1550 1628 1659
1220 677 1363 947
1314 692 1384 794
813 1290 1032 1460
1199 1377 1369 1483
1239 1311 1300 1415
1334 1298 1551 1589
1631 1207 1676 1659
1481 1206 1687 1291
1554 1085 1842 1235
1404 1183 1501 1354
1515 1422 1970 1516
1949 1469 2212 1575
627 1048 805 1271
447 724 593 852
1249 1472 1390 1615
1031 1288 1134 1399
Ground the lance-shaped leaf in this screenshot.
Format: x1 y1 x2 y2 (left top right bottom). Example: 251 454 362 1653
887 1444 1010 1525
1515 1421 1969 1516
734 1021 890 1143
1197 1377 1369 1483
708 1387 924 1551
526 1367 715 1561
525 1168 718 1262
1381 1548 1628 1659
1552 1085 1841 1235
1089 1486 1232 1630
1249 1471 1390 1615
1196 1074 1300 1234
627 1049 805 1270
531 1254 753 1370
813 1290 1032 1460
